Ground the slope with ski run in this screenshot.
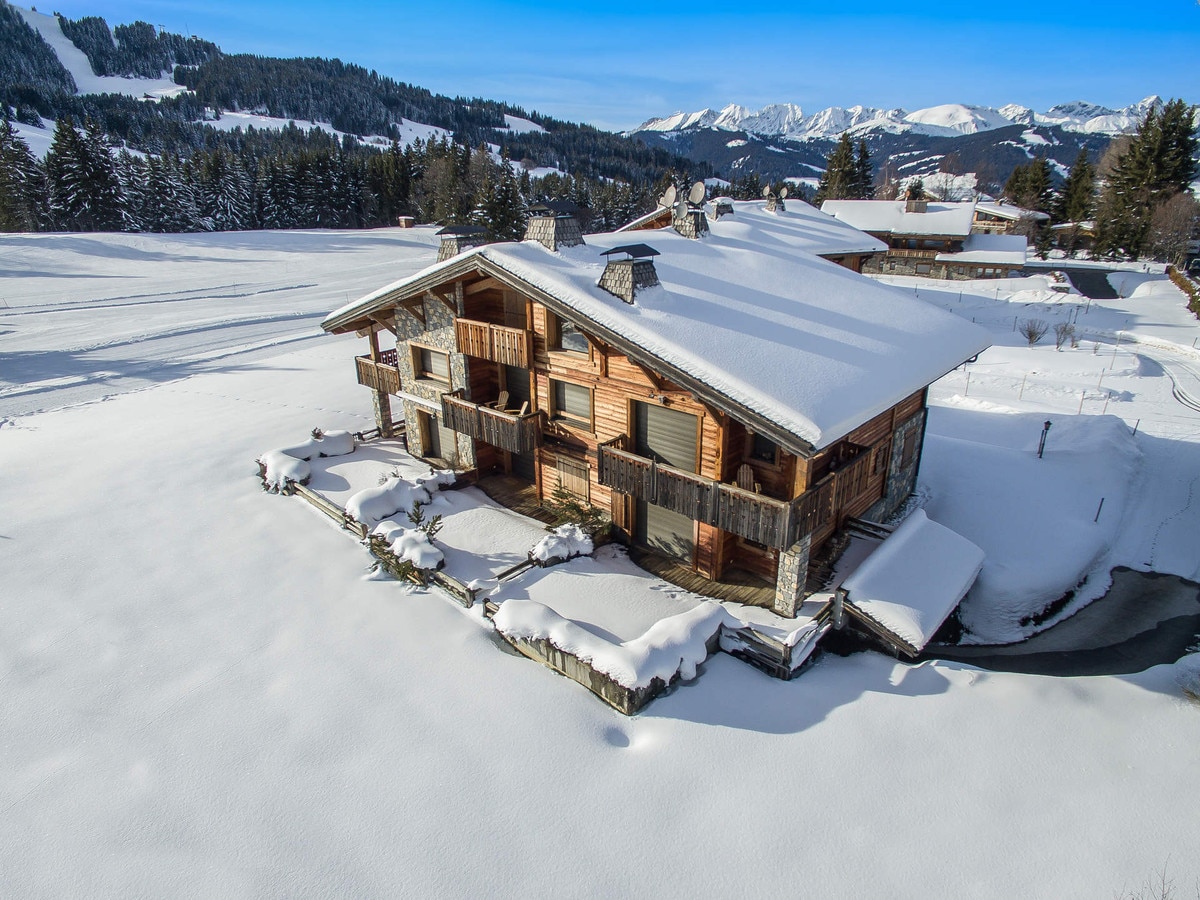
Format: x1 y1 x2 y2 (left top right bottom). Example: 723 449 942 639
2 230 1199 897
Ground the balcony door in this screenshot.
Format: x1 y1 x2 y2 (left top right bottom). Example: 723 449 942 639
503 364 535 481
632 401 698 563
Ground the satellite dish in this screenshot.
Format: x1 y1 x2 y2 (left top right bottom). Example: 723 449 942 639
762 185 772 198
659 185 677 210
779 185 789 199
688 181 706 206
674 197 689 220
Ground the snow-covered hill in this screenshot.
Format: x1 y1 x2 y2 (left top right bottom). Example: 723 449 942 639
634 96 1163 141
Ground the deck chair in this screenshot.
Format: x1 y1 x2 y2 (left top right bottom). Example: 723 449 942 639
486 390 510 411
735 463 761 494
515 401 529 416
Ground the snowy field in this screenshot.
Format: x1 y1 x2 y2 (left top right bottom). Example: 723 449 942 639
3 230 1200 897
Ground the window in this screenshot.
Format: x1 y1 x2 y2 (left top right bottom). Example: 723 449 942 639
873 445 888 475
900 430 918 469
413 345 450 382
915 263 932 274
550 378 591 429
548 312 590 355
750 433 778 464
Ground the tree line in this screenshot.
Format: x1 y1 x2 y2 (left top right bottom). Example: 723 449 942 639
0 116 669 236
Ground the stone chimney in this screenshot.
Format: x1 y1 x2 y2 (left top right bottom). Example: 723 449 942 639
436 225 489 262
672 206 709 239
524 200 585 251
711 198 735 219
597 244 660 304
763 185 788 213
905 198 929 214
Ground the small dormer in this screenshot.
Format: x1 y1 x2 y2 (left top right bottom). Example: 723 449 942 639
436 225 489 262
524 200 585 251
597 244 660 304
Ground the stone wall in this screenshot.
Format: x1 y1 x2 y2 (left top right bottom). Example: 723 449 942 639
864 255 1018 281
394 287 475 467
773 533 812 617
862 408 927 523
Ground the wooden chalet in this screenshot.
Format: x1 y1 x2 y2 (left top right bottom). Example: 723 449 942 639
323 202 990 618
822 198 1027 279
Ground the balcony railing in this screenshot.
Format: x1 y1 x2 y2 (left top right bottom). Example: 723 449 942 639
598 436 880 550
454 319 531 368
355 351 401 394
441 389 542 455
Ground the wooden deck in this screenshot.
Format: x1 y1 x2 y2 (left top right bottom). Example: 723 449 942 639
628 546 776 608
474 474 558 526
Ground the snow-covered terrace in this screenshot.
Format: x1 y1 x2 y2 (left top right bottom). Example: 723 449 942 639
937 232 1029 266
975 201 1051 223
821 199 977 237
324 202 988 451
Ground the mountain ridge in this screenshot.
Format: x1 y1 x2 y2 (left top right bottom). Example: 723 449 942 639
633 97 1162 142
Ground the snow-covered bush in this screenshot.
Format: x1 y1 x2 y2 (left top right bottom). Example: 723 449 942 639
1019 318 1049 346
346 470 454 526
530 524 593 566
258 428 355 492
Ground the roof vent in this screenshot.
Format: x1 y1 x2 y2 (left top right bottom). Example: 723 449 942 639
524 200 585 251
659 182 709 239
711 197 735 219
436 225 489 261
763 184 788 213
597 244 660 304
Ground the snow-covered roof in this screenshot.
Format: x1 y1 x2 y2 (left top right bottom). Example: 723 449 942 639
820 200 977 237
974 201 1050 223
937 233 1028 266
324 203 990 452
616 200 885 257
841 509 985 653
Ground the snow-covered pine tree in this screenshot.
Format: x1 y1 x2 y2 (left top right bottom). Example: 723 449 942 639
0 120 49 231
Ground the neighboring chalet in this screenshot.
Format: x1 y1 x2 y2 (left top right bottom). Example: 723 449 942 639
821 198 1028 279
620 197 886 274
972 201 1051 235
322 201 990 618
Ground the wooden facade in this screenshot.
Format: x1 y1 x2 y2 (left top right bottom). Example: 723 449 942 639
329 255 933 614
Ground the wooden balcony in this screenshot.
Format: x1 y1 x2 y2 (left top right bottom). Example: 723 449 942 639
441 389 542 456
598 436 879 551
455 318 531 368
355 349 401 394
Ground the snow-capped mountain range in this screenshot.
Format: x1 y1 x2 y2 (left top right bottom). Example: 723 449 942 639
634 97 1161 141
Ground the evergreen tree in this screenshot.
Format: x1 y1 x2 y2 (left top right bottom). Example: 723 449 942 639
1002 157 1053 212
814 133 857 204
46 117 91 230
486 155 526 240
1094 99 1199 258
0 119 49 231
853 139 874 199
1054 147 1095 224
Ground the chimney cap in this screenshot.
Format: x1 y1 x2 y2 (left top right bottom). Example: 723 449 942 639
528 200 580 217
601 243 660 261
436 224 488 236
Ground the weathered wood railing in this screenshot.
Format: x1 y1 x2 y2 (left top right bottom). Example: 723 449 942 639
454 318 531 368
355 352 401 394
598 436 880 550
441 389 542 455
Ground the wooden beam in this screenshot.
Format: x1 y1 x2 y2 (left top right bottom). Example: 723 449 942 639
629 358 668 392
369 312 397 335
427 287 456 312
464 276 505 296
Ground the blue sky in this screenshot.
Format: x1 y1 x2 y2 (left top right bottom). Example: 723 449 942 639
33 0 1200 131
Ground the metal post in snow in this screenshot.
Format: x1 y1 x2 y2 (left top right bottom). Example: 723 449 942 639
1132 419 1140 436
1098 369 1105 389
1013 315 1017 332
1094 497 1105 522
1038 420 1052 458
1077 392 1086 414
1111 332 1122 366
1019 373 1028 400
1102 393 1110 414
964 370 971 396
